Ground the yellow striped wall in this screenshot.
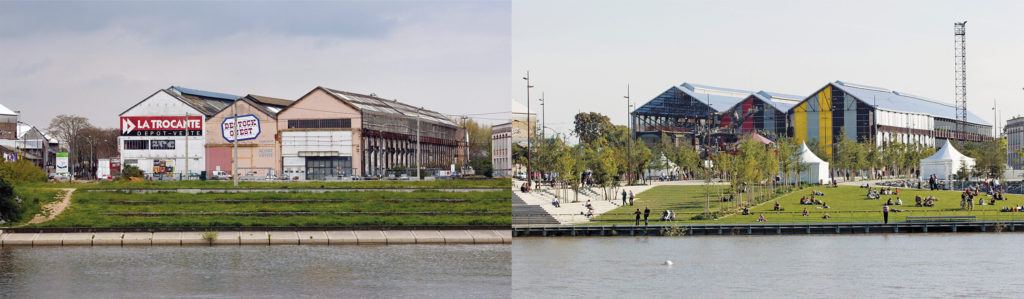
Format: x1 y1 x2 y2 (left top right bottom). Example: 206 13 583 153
818 86 832 158
794 102 807 144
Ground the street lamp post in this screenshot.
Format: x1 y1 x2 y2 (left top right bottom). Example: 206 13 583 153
523 72 534 185
624 84 631 185
539 92 545 141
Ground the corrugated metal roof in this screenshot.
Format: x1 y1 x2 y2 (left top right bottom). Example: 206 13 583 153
676 83 751 112
247 94 293 107
324 88 457 126
832 81 989 125
169 86 241 101
165 86 241 117
751 91 802 112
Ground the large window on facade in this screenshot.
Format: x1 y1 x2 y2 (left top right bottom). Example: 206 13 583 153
124 140 149 150
288 118 351 129
151 140 175 150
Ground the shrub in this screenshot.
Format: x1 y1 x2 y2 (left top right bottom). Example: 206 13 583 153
201 231 218 245
121 165 143 180
0 177 21 222
0 160 47 184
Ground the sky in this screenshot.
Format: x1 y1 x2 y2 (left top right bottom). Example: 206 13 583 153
0 1 511 129
512 0 1024 141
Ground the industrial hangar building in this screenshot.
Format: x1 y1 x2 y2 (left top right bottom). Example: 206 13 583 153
119 86 466 180
631 80 993 157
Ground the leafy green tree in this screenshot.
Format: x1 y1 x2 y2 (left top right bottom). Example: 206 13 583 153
0 177 20 223
573 112 613 145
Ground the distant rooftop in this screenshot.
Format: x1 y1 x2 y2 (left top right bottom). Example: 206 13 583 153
324 88 457 126
831 81 989 126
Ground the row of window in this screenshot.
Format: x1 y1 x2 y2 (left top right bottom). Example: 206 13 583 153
287 118 351 129
124 140 175 150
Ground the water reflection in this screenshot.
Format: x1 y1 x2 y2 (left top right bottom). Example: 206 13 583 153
1 245 510 298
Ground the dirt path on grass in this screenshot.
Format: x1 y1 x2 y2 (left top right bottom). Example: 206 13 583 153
25 188 75 225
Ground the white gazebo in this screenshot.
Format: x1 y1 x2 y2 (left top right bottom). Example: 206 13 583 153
791 142 830 184
920 140 975 180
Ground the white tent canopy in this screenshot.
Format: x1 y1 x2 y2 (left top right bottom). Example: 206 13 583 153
646 154 678 179
791 142 830 184
920 140 975 180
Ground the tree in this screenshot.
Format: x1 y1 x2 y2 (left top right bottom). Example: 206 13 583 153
776 137 799 186
459 118 493 161
958 138 1007 179
573 112 612 145
0 177 20 223
47 114 92 179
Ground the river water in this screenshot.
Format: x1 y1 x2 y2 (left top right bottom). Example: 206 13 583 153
0 245 510 298
513 234 1024 298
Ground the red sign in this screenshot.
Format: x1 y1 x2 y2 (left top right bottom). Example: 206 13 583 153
120 116 204 136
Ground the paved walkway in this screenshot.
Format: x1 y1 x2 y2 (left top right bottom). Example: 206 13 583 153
0 230 511 247
514 180 724 224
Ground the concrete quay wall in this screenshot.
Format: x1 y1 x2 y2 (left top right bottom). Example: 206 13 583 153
0 230 510 247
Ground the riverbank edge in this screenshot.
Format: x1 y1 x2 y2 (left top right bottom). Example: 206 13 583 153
513 221 1024 237
0 229 511 246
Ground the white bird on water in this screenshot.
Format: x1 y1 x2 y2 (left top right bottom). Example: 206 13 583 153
664 260 673 266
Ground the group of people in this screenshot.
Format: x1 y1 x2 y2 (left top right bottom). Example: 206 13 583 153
621 190 635 206
660 209 676 221
915 195 936 207
634 206 651 226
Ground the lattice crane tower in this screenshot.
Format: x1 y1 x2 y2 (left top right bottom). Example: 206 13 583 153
954 21 967 140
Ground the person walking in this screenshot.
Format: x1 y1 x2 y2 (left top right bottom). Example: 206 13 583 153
634 209 642 226
622 190 628 206
882 205 890 224
643 206 651 226
629 191 635 206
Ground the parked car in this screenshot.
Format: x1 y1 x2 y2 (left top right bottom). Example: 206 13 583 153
211 170 232 180
399 174 410 180
49 173 69 181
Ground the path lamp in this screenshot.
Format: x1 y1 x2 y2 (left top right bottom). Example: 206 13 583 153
523 72 534 185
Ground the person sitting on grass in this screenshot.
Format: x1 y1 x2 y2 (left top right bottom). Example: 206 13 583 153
886 198 893 206
821 201 830 209
895 197 902 206
915 195 923 207
813 190 825 196
742 207 751 215
800 196 807 205
823 213 831 219
1002 206 1011 212
924 198 935 207
757 213 767 222
802 208 809 216
894 188 899 195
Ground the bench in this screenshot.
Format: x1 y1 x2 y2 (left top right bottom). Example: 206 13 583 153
905 216 976 222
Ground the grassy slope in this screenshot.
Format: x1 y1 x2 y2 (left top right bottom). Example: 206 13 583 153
592 185 1024 225
34 190 510 228
0 187 63 227
593 185 737 224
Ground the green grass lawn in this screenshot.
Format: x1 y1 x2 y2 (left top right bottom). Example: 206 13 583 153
0 187 65 227
30 190 510 228
591 185 1024 225
593 185 743 224
23 178 510 190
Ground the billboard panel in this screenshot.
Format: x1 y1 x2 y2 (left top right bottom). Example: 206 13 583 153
120 116 203 136
55 152 69 175
222 114 261 142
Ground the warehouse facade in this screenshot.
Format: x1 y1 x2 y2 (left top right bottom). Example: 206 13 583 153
787 81 991 158
205 94 292 178
120 85 468 180
119 86 229 178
